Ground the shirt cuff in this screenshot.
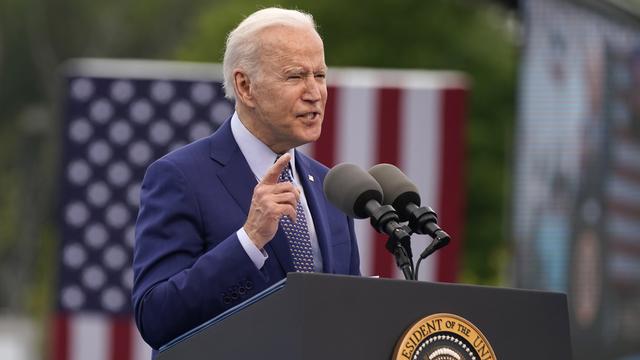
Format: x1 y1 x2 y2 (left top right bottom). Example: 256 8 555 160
237 227 269 269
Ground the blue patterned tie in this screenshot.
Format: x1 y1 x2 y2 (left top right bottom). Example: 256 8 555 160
278 161 315 272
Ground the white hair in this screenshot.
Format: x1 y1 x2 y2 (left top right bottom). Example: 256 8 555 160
222 7 318 100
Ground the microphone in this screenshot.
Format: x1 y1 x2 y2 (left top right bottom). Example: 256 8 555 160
368 164 450 256
323 163 406 237
324 163 414 279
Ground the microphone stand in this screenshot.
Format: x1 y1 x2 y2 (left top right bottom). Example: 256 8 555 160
385 225 414 280
413 230 450 280
363 202 450 281
365 202 414 280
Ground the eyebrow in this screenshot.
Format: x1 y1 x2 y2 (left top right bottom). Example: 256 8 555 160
283 66 327 74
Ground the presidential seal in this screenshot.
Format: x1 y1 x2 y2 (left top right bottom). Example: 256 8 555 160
393 313 497 360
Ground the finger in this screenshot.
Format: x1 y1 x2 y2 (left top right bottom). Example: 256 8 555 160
270 192 298 207
277 204 297 223
254 182 298 201
269 182 300 197
261 153 292 185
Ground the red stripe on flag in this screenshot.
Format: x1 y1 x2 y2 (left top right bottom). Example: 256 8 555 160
111 317 132 360
437 88 466 282
374 88 402 278
52 314 69 360
314 86 338 167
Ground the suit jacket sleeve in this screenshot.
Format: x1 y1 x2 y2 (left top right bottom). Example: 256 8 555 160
132 158 271 349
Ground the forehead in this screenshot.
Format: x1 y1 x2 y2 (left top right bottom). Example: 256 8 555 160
257 25 325 68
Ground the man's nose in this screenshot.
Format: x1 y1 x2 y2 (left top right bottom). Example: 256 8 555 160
302 76 323 102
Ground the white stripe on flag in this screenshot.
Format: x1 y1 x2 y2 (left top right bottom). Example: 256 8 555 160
132 325 152 360
336 86 378 276
335 86 377 166
395 88 442 281
70 314 108 360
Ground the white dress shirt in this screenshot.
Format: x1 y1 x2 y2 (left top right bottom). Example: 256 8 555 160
231 112 323 272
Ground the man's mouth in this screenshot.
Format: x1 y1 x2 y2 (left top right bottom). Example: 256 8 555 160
297 112 321 121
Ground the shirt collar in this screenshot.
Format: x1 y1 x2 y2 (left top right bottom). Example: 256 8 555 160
230 111 296 181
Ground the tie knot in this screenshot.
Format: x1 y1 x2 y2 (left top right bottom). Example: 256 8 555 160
278 164 293 183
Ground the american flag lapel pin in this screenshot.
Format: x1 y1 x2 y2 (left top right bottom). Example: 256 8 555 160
308 174 315 182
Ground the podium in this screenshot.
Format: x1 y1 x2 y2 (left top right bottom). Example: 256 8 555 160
158 273 572 359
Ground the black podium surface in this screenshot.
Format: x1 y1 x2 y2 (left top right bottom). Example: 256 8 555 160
158 273 572 359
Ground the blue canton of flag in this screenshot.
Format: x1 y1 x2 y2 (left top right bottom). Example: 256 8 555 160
54 61 233 360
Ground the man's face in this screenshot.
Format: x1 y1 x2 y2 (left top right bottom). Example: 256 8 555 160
244 25 327 153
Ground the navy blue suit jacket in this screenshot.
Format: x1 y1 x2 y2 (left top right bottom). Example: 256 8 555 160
132 118 360 350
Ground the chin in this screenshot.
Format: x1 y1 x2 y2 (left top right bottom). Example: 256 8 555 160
295 123 321 141
289 133 319 148
305 127 322 143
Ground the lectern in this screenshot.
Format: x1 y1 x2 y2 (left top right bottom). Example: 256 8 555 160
158 273 572 359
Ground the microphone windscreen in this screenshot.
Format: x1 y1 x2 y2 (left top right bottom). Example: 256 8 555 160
324 163 383 218
368 163 421 218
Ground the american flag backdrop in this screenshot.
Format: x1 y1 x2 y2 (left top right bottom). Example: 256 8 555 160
314 69 467 281
53 59 466 359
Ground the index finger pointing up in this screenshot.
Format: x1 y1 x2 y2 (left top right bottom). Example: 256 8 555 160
262 153 292 185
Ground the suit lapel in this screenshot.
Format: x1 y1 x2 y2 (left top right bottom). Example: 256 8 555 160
295 152 334 273
210 120 255 215
209 119 294 273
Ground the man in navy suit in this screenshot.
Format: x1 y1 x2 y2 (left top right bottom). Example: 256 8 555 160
132 7 361 351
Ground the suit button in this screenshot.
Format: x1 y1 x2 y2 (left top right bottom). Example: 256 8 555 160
238 286 246 295
245 280 253 290
230 292 239 300
223 296 232 304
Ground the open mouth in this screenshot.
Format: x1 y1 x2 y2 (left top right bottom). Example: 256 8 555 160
297 112 321 121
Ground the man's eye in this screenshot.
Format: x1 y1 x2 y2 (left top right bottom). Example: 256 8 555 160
287 75 302 80
315 73 326 79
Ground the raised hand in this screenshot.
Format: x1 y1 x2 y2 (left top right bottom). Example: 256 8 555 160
243 153 301 249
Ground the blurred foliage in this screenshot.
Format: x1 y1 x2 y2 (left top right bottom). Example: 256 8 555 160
0 0 515 329
178 0 517 285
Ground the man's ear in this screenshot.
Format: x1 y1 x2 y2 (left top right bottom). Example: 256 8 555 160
233 70 255 108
